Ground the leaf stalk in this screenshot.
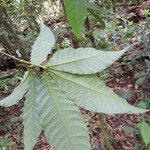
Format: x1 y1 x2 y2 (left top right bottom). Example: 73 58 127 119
0 51 46 69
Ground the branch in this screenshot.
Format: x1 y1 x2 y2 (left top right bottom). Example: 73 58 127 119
98 114 114 150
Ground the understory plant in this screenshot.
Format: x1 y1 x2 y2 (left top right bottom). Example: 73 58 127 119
0 24 148 150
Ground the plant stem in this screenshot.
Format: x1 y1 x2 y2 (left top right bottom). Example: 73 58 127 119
0 51 46 69
1 6 29 60
98 114 114 150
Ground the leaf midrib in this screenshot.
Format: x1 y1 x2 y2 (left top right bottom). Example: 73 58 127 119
27 73 41 128
30 73 37 120
52 70 126 104
49 50 103 67
45 77 76 150
24 73 41 150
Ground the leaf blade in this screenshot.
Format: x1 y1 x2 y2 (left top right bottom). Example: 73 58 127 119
31 24 55 65
52 70 147 114
88 9 105 29
23 72 42 150
36 74 90 150
141 121 150 145
64 0 87 37
0 72 29 107
48 47 127 74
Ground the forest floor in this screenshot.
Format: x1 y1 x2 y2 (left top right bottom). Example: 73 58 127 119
0 1 150 150
0 41 149 150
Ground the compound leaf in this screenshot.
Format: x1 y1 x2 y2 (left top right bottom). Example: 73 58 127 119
52 70 147 114
36 74 90 150
64 0 87 37
23 72 42 150
31 24 55 65
48 47 127 74
0 72 29 107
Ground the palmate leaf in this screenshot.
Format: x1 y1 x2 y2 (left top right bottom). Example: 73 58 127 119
48 47 127 74
51 70 147 114
23 72 42 150
64 0 87 37
0 72 29 107
31 24 55 65
36 74 90 150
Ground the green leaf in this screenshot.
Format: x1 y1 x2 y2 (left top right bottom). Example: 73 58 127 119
87 1 102 13
0 72 29 107
31 24 55 65
36 74 90 150
23 72 42 150
52 70 147 114
64 0 87 37
48 47 127 74
88 9 105 29
141 121 150 145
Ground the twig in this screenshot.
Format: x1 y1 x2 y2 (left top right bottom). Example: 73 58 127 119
98 114 114 150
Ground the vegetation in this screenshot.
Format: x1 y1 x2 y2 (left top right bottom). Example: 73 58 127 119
0 0 150 149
